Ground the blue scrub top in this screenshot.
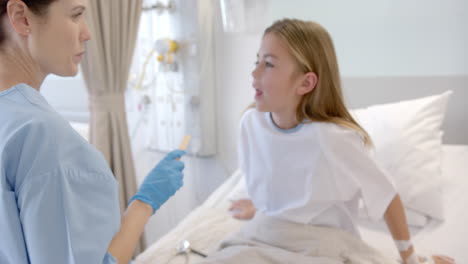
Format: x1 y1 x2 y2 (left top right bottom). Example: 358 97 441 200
0 84 120 263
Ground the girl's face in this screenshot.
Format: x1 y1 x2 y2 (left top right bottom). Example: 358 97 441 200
28 0 91 77
252 33 302 114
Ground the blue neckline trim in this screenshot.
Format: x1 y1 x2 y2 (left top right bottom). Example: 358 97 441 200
268 112 304 134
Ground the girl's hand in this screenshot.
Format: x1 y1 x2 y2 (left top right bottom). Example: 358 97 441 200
229 199 256 220
406 255 456 264
431 255 455 264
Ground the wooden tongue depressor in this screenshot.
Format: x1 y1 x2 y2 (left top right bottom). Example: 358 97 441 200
176 135 191 160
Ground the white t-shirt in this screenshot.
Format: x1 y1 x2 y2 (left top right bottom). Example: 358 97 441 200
238 109 397 236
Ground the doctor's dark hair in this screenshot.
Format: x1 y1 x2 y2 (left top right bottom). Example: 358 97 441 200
0 0 58 45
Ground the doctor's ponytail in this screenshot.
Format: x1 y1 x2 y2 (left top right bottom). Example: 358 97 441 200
0 0 7 45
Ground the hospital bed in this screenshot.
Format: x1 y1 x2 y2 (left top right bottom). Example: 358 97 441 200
64 76 467 263
134 144 468 264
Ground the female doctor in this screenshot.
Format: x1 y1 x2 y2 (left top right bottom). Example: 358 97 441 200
0 0 182 263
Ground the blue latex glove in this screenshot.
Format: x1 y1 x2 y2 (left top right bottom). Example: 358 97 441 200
130 150 186 214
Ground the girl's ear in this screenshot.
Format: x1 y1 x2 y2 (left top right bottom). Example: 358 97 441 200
297 72 318 95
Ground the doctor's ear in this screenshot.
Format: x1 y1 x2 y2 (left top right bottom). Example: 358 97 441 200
297 72 318 95
6 0 32 36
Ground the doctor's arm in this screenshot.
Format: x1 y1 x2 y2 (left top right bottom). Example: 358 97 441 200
107 200 152 263
108 150 186 264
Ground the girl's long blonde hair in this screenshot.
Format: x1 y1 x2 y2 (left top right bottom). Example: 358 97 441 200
250 18 372 146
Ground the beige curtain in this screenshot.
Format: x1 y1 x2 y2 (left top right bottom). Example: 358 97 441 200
81 0 145 254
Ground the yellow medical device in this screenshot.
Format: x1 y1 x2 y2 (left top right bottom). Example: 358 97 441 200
176 135 191 160
178 135 191 150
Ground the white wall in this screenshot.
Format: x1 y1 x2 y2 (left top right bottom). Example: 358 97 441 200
214 0 468 173
269 0 468 77
41 73 89 122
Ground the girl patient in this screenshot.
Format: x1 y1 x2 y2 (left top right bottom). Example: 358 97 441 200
220 18 453 264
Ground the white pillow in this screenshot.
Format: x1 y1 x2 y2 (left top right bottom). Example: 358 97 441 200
352 91 452 222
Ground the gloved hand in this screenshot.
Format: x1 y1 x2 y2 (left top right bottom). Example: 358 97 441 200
130 150 186 214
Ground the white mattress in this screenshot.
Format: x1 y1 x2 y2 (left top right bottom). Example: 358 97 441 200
136 145 468 263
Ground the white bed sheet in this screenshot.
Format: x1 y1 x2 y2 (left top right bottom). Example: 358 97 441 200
136 145 468 263
358 145 468 262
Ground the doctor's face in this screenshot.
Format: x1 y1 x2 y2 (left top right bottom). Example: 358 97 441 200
29 0 91 77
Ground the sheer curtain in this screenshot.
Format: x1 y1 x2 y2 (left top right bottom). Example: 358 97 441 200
128 0 224 246
129 0 216 155
128 2 186 152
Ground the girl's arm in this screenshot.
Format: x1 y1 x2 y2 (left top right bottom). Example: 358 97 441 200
384 195 455 264
383 194 415 263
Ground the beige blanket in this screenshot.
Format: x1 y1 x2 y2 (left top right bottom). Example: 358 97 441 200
134 206 244 264
135 206 397 264
196 212 397 264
